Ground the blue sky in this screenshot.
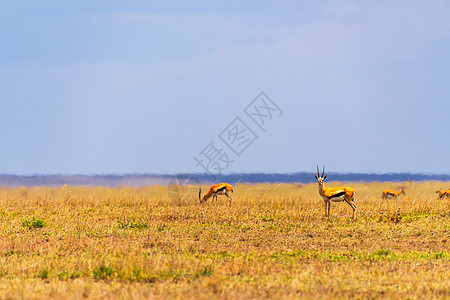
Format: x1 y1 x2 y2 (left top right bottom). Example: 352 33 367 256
0 0 449 175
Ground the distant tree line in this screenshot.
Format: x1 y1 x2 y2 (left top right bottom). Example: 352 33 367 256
0 172 448 187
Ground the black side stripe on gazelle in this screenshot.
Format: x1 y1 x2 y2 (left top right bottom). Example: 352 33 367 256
387 192 395 196
216 186 227 192
330 191 346 199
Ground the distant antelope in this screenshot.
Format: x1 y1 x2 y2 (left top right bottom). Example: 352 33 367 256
381 188 405 200
314 165 357 219
199 183 233 205
436 189 450 199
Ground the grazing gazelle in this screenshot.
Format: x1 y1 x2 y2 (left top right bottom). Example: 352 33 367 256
436 189 450 199
381 188 406 200
315 165 357 219
199 183 233 205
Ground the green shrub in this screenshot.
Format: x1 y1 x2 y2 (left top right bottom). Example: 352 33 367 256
22 217 46 228
38 269 49 279
93 265 114 279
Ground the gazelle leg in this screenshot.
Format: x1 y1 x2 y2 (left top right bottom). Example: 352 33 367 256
225 190 232 205
325 201 331 217
344 199 357 219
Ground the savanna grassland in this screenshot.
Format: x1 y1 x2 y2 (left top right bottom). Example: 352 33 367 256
0 181 448 299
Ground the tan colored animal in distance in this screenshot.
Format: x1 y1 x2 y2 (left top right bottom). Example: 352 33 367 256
314 165 357 219
436 189 450 199
199 183 233 205
381 188 405 200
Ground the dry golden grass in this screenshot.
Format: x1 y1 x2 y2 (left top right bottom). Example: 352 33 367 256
0 181 448 299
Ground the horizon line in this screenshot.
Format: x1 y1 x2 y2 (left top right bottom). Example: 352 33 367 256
0 171 449 177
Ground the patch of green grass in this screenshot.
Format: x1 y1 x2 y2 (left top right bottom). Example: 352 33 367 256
431 252 446 259
22 216 46 228
93 265 114 280
258 214 275 222
117 217 149 229
38 269 49 279
217 250 233 259
378 210 402 223
401 210 435 222
373 248 392 256
233 224 253 232
56 271 82 280
269 249 450 262
3 250 16 256
131 267 158 283
58 271 68 279
69 272 81 279
158 270 186 282
194 266 213 278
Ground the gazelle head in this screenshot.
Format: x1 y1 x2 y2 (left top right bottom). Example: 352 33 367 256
314 165 327 186
199 188 210 203
400 188 406 195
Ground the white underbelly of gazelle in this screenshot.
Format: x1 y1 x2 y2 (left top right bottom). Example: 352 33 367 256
330 195 346 202
322 193 346 202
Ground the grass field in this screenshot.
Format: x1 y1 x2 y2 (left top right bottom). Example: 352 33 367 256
0 181 448 299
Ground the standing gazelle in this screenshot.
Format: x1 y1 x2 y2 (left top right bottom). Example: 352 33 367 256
436 189 450 199
314 165 357 219
199 183 233 205
381 188 405 200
